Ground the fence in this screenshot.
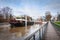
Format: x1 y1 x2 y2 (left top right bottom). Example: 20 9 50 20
25 22 48 40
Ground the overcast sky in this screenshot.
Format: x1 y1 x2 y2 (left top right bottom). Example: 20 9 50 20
0 0 60 19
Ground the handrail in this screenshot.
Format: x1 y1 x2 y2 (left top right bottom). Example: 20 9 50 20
0 22 48 40
24 22 48 40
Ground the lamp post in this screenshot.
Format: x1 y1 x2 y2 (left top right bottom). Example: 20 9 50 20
25 15 28 32
25 15 27 27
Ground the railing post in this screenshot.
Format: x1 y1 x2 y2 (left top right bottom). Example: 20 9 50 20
39 29 42 40
39 23 48 40
33 35 35 40
25 23 48 40
41 28 43 39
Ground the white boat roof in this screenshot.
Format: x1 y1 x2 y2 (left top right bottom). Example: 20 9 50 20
16 19 26 21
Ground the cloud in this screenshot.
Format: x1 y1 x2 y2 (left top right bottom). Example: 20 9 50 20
0 0 60 18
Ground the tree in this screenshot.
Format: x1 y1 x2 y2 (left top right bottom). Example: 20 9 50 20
2 7 12 20
45 11 52 21
57 12 60 21
10 14 14 20
0 7 13 22
0 14 4 22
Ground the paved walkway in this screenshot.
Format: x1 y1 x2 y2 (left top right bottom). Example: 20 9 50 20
44 22 60 40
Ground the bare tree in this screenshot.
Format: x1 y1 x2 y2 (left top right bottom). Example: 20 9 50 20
0 14 4 22
45 11 52 21
0 7 13 22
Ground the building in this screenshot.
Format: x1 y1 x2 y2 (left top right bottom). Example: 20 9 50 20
57 13 60 21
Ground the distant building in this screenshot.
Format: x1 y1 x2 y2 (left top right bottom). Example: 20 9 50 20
54 17 57 22
57 13 60 21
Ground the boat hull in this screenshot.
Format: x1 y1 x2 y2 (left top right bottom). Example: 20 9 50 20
10 21 34 28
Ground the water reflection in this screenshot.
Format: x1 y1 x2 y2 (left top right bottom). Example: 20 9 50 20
0 24 41 40
10 26 31 36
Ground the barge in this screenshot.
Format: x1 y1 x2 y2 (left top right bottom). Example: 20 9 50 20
10 19 34 27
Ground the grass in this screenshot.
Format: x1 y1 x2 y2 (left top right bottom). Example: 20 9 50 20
54 21 60 27
55 21 60 24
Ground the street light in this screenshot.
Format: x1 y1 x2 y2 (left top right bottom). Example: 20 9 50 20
25 15 28 32
25 15 27 27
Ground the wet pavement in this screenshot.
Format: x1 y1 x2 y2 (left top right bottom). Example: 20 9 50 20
44 22 60 40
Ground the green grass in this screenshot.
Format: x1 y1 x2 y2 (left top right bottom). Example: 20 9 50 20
54 21 60 27
55 21 60 24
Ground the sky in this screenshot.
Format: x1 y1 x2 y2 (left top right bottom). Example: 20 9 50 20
0 0 60 19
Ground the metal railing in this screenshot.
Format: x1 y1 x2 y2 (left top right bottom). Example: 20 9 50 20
25 22 48 40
